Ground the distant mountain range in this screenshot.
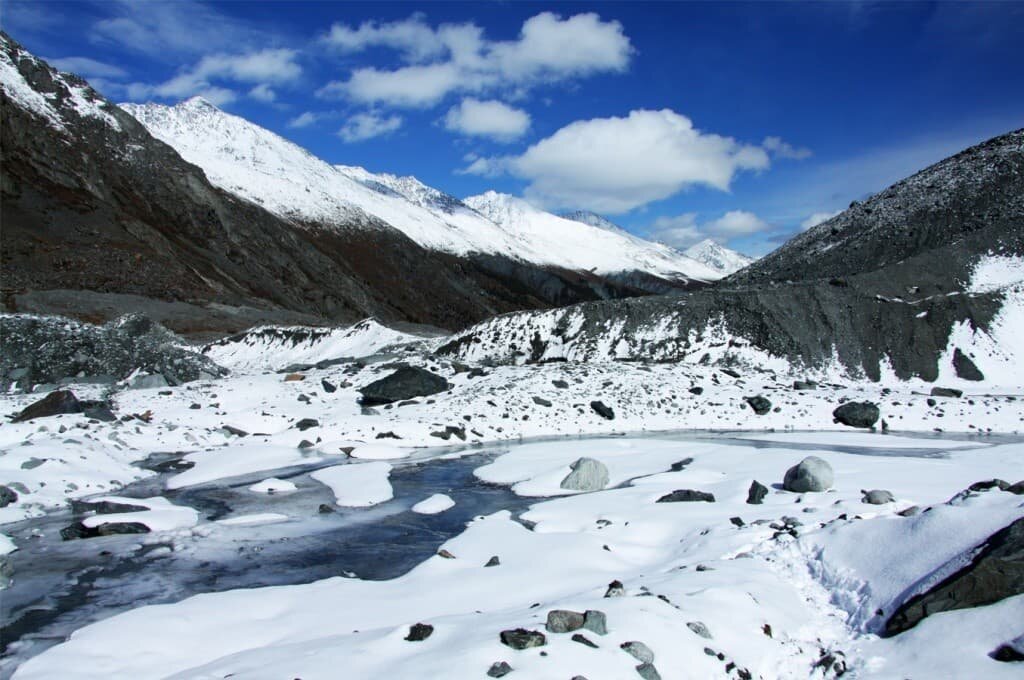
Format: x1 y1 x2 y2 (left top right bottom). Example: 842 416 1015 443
684 239 755 276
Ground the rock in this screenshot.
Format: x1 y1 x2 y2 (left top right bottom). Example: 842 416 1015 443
583 610 607 635
560 457 609 491
832 401 880 428
0 485 18 508
12 390 82 422
321 379 337 393
405 623 433 641
81 401 116 422
686 621 713 639
590 400 615 420
953 348 984 381
70 499 148 514
61 521 150 540
572 633 598 648
437 549 456 559
793 380 817 390
930 387 963 398
783 456 834 492
746 480 768 504
485 555 501 567
500 628 546 650
552 379 569 389
297 439 314 449
635 663 662 680
318 503 335 514
532 396 552 407
546 610 585 633
730 516 745 527
605 579 625 597
969 479 1010 492
656 489 715 503
688 386 703 395
283 373 306 382
487 661 513 678
620 641 655 664
861 489 895 504
898 505 921 517
128 373 168 390
359 367 451 406
990 634 1024 662
720 368 741 379
669 458 694 472
1009 481 1024 495
295 418 319 431
221 425 248 437
744 396 772 415
885 517 1024 635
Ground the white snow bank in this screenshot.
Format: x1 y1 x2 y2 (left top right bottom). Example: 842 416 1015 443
217 513 290 527
411 493 455 515
248 478 297 494
312 462 393 507
167 446 322 490
81 496 199 532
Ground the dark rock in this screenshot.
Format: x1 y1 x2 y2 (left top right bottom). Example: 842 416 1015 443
405 623 433 641
81 401 116 422
656 489 715 503
70 499 148 515
926 398 937 407
12 390 81 422
812 651 847 677
500 628 546 650
572 633 598 648
744 396 772 415
437 549 456 559
221 425 248 437
485 555 500 567
969 479 1010 492
61 521 150 540
297 439 315 449
930 387 963 398
583 610 607 635
295 418 319 431
590 401 615 420
793 380 817 390
885 517 1024 635
953 348 985 381
990 635 1024 662
552 379 569 389
669 458 694 472
318 503 335 514
720 368 741 378
688 386 704 395
0 485 18 508
546 610 584 633
358 367 451 406
783 456 834 492
605 579 625 597
321 379 337 393
746 480 768 504
730 516 745 527
898 505 921 517
1008 481 1024 495
532 396 552 407
832 401 880 428
487 661 513 678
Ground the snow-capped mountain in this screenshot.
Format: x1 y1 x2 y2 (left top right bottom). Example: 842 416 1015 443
121 98 721 282
558 210 631 236
684 239 755 276
465 192 720 280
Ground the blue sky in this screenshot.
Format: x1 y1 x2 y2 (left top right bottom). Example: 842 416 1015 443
3 1 1022 255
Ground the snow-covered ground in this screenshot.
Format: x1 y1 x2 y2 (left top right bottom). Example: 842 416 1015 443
2 317 1022 679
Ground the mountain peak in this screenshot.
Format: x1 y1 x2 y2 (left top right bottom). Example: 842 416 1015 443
178 95 220 111
684 239 755 276
559 210 629 235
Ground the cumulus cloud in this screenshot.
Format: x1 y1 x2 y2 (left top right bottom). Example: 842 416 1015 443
288 111 321 128
463 109 769 213
800 210 841 230
649 210 771 248
318 12 632 108
338 112 403 142
443 98 530 141
248 84 276 102
762 135 812 160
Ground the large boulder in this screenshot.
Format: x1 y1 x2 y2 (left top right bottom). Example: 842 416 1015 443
832 401 880 428
358 367 451 405
11 390 82 422
783 456 834 492
560 457 610 491
885 517 1024 635
656 489 715 503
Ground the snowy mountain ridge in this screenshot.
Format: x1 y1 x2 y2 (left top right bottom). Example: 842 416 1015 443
120 97 722 281
684 238 756 276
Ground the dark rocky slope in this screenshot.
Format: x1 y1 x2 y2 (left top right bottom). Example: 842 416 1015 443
0 33 678 336
438 130 1023 381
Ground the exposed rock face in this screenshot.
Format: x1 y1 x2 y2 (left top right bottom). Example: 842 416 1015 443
60 521 150 540
885 517 1024 635
783 456 835 493
833 402 880 429
560 457 610 491
11 390 82 422
500 628 546 650
746 480 769 504
358 367 451 405
1 314 226 387
656 489 716 503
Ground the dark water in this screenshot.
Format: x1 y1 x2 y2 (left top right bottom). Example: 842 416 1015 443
0 429 1012 677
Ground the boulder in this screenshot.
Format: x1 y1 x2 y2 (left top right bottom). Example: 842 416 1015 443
583 610 607 635
991 635 1024 663
953 348 984 381
861 489 895 504
572 633 598 648
552 379 569 389
605 579 625 597
636 663 662 680
321 379 337 393
793 380 817 390
359 367 451 406
746 480 768 504
500 628 546 650
832 401 880 428
621 641 655 664
487 661 513 678
590 401 615 420
560 457 609 491
485 555 501 567
930 387 963 398
545 610 584 633
656 489 715 503
885 517 1024 635
12 390 82 422
0 485 18 508
532 396 552 407
61 521 150 540
744 396 772 415
295 418 319 431
405 623 434 641
686 621 713 639
783 456 834 492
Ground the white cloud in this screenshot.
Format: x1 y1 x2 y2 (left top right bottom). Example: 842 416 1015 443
47 56 127 79
318 12 632 108
762 135 812 160
338 112 403 142
800 210 841 230
443 98 530 141
248 84 276 102
465 109 769 213
288 111 321 128
649 210 771 248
